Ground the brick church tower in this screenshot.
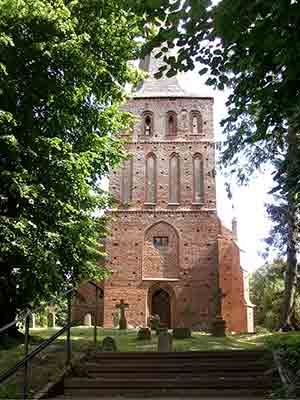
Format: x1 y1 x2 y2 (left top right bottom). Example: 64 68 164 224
73 52 255 333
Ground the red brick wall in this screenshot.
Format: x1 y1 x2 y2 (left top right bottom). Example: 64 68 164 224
103 210 220 330
110 97 217 211
143 221 179 279
72 282 104 326
218 233 254 333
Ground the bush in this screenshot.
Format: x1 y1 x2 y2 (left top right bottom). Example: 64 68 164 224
172 327 191 339
265 333 300 374
255 325 270 335
148 315 160 332
137 328 151 341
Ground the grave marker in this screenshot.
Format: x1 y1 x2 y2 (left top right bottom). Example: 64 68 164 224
116 299 129 330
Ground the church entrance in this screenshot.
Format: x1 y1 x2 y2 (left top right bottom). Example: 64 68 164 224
151 289 171 328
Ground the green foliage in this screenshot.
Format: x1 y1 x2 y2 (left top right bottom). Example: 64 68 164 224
265 333 300 375
251 259 300 331
255 326 270 335
0 0 153 322
148 314 161 332
137 327 151 341
250 260 286 331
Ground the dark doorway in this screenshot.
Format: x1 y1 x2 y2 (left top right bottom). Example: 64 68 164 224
151 289 171 328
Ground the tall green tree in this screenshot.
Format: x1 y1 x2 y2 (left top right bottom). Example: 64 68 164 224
250 260 285 331
0 0 154 335
145 0 300 329
250 259 300 331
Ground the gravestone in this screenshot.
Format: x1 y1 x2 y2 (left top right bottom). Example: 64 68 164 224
173 327 191 339
101 336 117 352
83 313 92 327
112 310 120 328
158 329 173 352
47 312 56 328
116 299 129 330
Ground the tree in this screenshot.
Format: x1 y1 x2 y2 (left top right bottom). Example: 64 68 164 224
144 0 300 330
0 0 154 336
250 260 285 331
250 259 300 331
265 150 300 329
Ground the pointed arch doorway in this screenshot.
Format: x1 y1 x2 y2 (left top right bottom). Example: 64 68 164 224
151 289 171 328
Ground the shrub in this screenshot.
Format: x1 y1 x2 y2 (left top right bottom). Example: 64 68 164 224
137 328 151 341
255 325 270 335
148 314 160 332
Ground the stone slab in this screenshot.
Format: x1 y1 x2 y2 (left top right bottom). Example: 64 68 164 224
54 397 266 400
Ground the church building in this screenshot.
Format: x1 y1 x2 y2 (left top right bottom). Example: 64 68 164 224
73 52 255 333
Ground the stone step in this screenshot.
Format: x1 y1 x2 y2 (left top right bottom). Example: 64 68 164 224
64 376 274 388
84 364 269 374
63 387 271 398
90 350 270 359
55 397 267 400
62 351 277 399
86 359 270 366
83 372 271 380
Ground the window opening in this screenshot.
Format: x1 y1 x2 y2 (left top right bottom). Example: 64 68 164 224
121 159 132 204
193 154 204 203
153 237 169 249
167 112 177 135
169 154 180 203
146 154 156 203
144 114 152 136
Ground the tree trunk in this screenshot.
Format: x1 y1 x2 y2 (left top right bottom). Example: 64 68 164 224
0 263 19 338
281 126 299 330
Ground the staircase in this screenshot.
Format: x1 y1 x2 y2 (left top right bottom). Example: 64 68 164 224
58 350 279 398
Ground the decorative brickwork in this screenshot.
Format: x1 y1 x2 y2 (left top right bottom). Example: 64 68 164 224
74 52 255 333
143 221 179 280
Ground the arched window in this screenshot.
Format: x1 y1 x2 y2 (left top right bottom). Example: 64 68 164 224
167 112 177 135
121 158 133 204
169 154 180 204
143 111 153 136
193 154 204 204
190 111 202 134
145 153 156 203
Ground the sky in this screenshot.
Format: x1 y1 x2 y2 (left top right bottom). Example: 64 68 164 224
180 71 274 272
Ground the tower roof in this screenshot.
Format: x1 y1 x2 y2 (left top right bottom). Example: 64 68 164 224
133 49 202 99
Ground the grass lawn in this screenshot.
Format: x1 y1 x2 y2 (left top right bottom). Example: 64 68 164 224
1 327 300 398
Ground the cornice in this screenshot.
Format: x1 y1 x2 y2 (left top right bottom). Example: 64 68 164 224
107 208 217 215
123 140 217 146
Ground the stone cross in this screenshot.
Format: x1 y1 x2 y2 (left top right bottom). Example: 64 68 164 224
116 299 129 330
158 329 173 352
84 313 92 327
211 287 227 337
214 287 226 317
